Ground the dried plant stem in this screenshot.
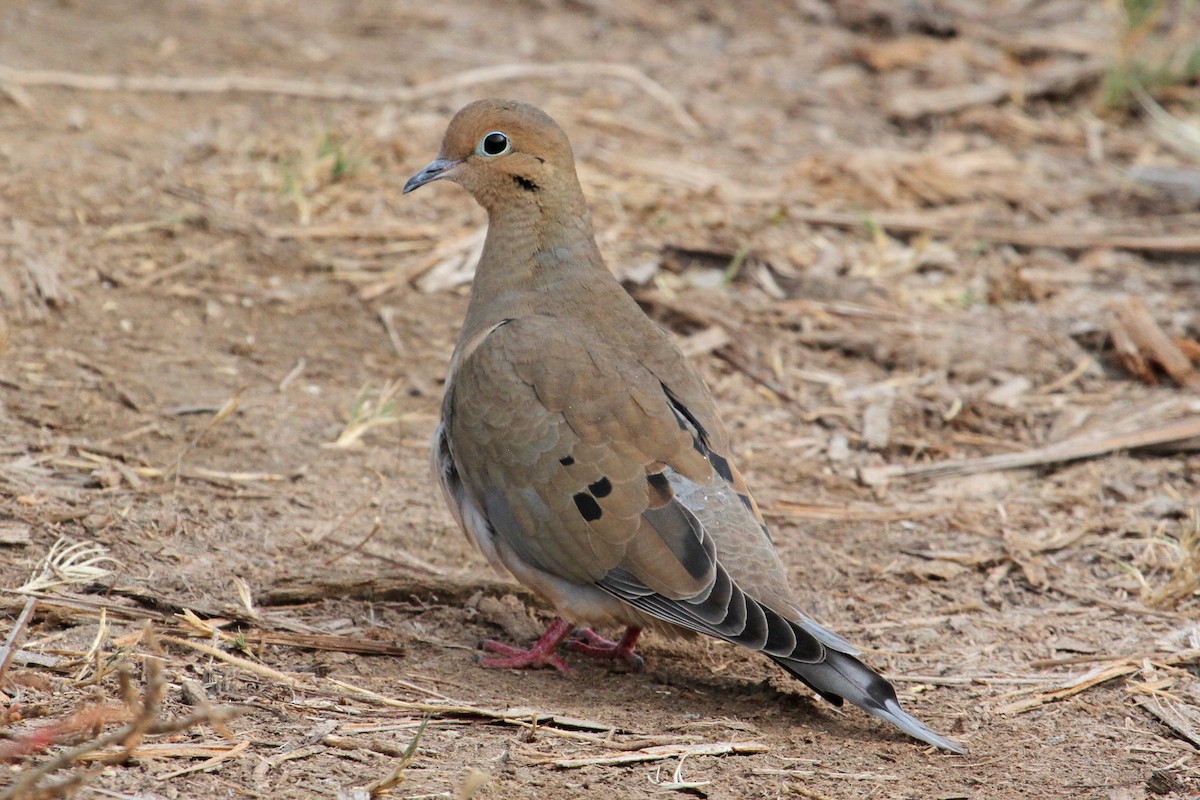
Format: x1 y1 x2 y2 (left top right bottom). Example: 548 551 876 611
0 61 701 133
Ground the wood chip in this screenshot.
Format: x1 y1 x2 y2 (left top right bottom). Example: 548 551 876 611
0 523 31 546
1109 296 1200 389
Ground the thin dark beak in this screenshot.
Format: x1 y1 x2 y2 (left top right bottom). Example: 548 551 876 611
403 158 459 194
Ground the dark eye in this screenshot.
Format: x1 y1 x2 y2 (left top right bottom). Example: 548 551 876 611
479 131 510 157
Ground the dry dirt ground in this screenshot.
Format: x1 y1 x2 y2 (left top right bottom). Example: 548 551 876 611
3 1 1200 798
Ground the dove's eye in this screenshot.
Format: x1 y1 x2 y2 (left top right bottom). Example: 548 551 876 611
478 131 510 157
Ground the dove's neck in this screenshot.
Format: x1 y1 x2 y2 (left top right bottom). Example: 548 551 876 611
461 189 620 338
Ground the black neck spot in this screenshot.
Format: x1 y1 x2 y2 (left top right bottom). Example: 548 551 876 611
512 175 539 193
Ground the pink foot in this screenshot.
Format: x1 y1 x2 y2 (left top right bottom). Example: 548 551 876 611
480 617 573 673
565 626 645 672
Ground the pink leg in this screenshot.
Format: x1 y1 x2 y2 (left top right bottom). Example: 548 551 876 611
565 626 645 672
480 617 574 673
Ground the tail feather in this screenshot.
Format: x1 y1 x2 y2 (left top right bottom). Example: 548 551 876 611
775 648 965 754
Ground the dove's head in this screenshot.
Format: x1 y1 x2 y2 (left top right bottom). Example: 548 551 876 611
403 99 581 215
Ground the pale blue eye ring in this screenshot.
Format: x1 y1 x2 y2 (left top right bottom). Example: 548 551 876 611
478 131 510 157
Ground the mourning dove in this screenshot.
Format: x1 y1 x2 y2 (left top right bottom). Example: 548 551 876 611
404 99 963 753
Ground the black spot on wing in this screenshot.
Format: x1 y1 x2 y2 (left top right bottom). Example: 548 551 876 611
661 383 709 443
573 491 602 521
708 450 734 483
512 175 539 192
559 455 575 466
588 477 612 498
660 382 740 486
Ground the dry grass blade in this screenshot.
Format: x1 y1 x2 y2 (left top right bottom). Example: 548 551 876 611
783 206 1200 254
164 387 244 484
71 607 110 683
763 500 948 522
261 571 529 607
153 740 251 780
886 57 1105 120
1144 509 1200 611
359 225 486 299
533 740 768 769
367 717 429 797
0 61 700 134
175 607 408 658
161 634 304 686
18 538 119 594
1138 696 1200 750
655 751 710 792
412 226 487 294
991 662 1140 715
1133 83 1200 161
2 627 241 800
861 416 1200 485
0 596 37 687
325 678 625 736
753 768 900 781
327 381 404 449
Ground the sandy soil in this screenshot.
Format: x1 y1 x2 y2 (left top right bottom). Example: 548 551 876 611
2 1 1200 798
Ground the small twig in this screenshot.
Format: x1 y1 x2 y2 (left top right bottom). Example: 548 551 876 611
155 739 251 781
324 519 385 566
861 416 1200 485
261 571 530 607
785 207 1200 254
131 240 235 289
252 743 327 785
536 740 767 769
991 661 1140 715
2 641 236 800
0 596 37 687
714 348 797 403
164 387 245 485
0 61 701 134
378 307 407 358
278 358 307 392
368 717 429 797
159 635 301 687
1138 697 1200 750
753 768 900 781
885 57 1104 120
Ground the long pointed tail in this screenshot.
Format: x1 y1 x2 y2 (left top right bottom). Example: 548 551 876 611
774 648 965 753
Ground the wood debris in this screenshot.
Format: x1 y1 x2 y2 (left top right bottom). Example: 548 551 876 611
1108 295 1200 389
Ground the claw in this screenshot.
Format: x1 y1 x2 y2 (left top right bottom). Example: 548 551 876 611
477 617 574 673
565 626 644 671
